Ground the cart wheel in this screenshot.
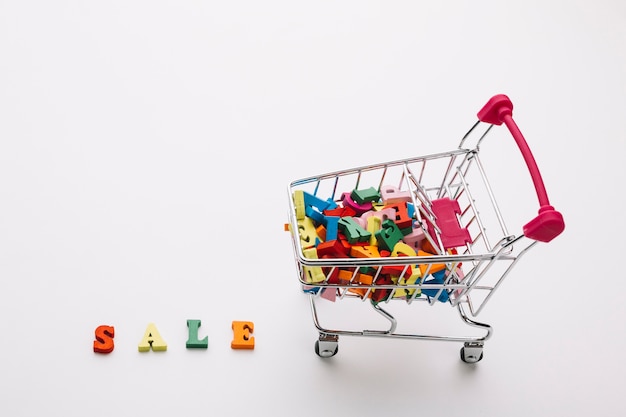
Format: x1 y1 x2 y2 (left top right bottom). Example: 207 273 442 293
460 345 484 364
315 335 339 358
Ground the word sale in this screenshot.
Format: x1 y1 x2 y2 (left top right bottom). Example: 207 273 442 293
93 319 255 353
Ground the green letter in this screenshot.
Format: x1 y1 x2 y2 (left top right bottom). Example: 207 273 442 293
186 319 208 349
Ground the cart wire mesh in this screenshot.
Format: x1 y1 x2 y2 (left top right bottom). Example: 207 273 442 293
287 121 537 317
284 94 564 361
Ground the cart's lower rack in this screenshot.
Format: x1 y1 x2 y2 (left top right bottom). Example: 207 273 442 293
294 234 527 314
310 295 492 363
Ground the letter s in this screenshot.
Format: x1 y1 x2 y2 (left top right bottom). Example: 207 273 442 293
93 325 115 354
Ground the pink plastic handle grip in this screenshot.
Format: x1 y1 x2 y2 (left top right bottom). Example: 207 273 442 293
477 94 565 242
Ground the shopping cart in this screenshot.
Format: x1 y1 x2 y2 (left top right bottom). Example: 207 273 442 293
285 94 564 363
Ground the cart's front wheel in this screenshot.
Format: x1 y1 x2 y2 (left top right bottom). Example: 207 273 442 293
315 334 339 358
460 343 484 364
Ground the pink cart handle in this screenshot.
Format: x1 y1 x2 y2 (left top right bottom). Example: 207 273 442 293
477 94 565 242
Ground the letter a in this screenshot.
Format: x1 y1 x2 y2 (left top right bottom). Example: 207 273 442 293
138 323 168 352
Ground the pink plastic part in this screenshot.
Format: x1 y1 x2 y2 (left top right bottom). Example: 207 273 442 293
522 205 565 243
477 94 565 243
429 198 472 249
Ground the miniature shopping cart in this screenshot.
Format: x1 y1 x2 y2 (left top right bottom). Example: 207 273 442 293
285 94 565 363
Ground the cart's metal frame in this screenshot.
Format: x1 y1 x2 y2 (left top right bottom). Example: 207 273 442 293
286 97 563 363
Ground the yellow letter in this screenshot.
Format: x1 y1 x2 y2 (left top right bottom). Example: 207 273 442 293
138 323 168 352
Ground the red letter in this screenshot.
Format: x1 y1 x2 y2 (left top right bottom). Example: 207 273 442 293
93 325 115 354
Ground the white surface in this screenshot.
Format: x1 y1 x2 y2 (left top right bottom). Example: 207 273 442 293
1 1 624 416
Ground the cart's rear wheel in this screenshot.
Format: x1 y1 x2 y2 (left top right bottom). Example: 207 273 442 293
315 334 339 358
460 345 484 363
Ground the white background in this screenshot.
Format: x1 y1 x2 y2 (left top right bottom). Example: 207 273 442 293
1 1 624 416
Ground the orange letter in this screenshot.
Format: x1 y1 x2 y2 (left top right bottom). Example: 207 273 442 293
93 325 115 354
231 321 255 350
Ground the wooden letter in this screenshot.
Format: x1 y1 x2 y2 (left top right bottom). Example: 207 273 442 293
93 325 115 354
231 321 255 350
138 323 167 352
186 319 208 349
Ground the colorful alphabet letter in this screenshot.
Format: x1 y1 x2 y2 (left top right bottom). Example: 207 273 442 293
231 321 255 350
93 325 115 354
138 323 168 352
186 319 208 349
